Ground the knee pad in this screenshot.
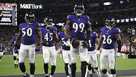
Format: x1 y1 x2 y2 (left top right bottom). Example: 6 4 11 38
101 69 107 74
110 69 116 74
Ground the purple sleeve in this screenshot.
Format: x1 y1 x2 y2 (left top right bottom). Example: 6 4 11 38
19 23 23 30
53 27 58 32
94 32 97 38
67 15 72 20
115 28 121 34
100 27 103 33
86 15 90 21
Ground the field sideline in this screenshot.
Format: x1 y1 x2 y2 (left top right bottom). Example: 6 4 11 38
0 54 136 76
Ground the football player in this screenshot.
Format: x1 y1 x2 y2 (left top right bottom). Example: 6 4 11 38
11 33 19 68
58 25 71 77
86 31 99 77
15 12 41 77
41 17 58 77
65 4 92 77
97 17 121 77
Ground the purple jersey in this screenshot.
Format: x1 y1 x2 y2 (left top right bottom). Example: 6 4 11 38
58 31 70 50
100 26 121 49
67 15 90 40
41 26 57 47
19 22 37 45
88 32 97 51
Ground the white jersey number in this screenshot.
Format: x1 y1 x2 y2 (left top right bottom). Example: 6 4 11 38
73 23 85 32
103 35 112 44
44 33 53 41
22 28 32 37
88 40 92 47
62 38 69 46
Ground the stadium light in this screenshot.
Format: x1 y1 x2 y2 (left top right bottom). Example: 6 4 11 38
121 19 125 23
103 2 112 6
120 1 124 4
130 18 134 22
134 18 136 21
125 18 129 22
116 19 120 23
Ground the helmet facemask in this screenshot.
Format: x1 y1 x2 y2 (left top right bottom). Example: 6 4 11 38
44 17 54 28
74 5 85 16
25 13 35 23
105 18 116 29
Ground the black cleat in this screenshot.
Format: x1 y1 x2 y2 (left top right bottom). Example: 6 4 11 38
23 73 29 77
89 74 93 77
44 74 49 77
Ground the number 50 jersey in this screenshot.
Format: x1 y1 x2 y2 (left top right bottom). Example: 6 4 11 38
100 26 121 49
67 15 90 40
19 22 37 45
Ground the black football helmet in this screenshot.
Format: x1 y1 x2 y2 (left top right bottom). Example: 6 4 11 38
105 16 116 28
25 12 35 23
74 4 85 16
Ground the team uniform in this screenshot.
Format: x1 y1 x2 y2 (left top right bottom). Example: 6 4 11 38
67 14 90 62
11 34 19 67
99 26 121 77
18 21 38 77
87 32 98 67
58 31 71 77
41 26 58 77
86 32 99 77
67 14 91 77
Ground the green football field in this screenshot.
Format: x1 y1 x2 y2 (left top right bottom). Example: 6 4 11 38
0 54 136 76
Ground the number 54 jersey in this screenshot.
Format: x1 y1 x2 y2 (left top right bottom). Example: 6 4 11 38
19 22 37 45
67 15 90 40
100 26 121 49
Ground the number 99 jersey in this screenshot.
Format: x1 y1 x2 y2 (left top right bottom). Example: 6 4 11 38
100 26 121 49
19 22 37 45
67 15 90 40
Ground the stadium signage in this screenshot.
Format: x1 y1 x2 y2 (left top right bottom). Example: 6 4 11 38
20 4 43 9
